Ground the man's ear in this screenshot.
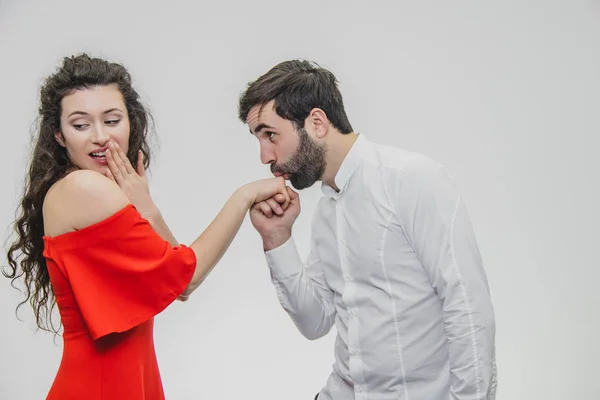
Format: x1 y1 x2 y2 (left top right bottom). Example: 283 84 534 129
55 131 66 147
307 108 329 139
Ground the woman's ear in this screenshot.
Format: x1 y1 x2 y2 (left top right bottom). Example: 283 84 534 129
54 131 66 147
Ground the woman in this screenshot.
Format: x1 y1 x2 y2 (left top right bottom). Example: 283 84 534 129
3 53 290 399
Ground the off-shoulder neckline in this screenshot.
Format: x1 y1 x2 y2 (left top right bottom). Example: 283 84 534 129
42 204 137 243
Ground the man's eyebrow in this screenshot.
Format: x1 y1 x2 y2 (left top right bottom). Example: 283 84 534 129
250 123 275 135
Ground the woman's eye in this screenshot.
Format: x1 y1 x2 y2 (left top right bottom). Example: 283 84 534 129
73 124 88 130
105 119 120 126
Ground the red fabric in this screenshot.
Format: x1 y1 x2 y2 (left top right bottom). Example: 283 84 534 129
42 205 196 399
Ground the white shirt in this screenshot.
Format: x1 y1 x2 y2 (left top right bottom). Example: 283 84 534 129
264 134 497 400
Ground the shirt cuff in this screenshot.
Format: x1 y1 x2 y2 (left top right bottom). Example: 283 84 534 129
264 236 304 280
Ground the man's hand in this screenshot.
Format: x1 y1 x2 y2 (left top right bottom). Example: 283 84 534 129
250 187 300 251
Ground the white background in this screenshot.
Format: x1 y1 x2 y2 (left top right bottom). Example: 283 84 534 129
1 1 598 399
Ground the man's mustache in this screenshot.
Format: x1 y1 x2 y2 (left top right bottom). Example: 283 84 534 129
271 164 286 174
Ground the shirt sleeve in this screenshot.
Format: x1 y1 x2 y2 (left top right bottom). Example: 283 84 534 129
264 230 336 340
394 156 497 399
43 205 196 340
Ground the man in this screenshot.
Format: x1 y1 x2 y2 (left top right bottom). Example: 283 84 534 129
239 60 497 400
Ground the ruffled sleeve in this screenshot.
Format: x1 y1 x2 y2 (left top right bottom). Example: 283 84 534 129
43 205 196 340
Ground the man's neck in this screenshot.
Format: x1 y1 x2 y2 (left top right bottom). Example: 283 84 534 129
322 132 358 192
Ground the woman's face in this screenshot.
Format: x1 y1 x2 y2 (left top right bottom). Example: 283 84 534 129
56 84 130 174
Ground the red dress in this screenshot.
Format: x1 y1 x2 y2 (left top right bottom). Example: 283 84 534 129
42 205 196 399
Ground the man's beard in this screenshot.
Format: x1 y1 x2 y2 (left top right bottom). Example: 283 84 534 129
271 128 326 190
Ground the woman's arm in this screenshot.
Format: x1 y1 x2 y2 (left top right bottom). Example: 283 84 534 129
181 178 288 297
106 142 179 246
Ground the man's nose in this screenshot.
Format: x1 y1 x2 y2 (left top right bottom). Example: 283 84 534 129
260 145 275 165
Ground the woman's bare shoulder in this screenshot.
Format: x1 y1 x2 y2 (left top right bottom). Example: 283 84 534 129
43 170 130 237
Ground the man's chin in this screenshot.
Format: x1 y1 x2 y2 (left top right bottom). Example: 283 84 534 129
289 178 316 191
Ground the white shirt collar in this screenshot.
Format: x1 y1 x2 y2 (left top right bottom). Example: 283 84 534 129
321 133 369 198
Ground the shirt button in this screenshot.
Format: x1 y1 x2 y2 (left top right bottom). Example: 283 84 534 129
341 239 347 246
349 309 356 316
355 386 363 392
349 348 359 356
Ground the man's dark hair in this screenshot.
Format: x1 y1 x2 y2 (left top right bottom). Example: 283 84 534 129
238 60 353 134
